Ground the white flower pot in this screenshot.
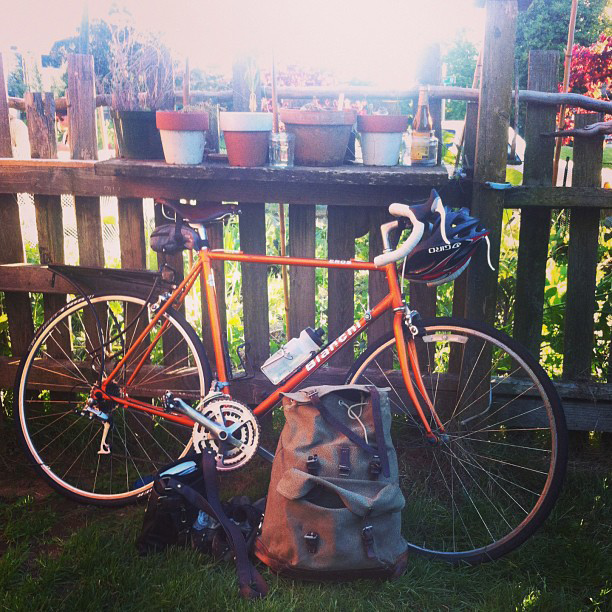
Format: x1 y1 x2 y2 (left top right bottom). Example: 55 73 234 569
159 130 206 165
360 132 404 166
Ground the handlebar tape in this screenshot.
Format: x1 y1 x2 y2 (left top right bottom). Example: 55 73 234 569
373 204 425 267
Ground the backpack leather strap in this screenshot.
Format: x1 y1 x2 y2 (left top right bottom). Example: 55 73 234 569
166 451 268 600
366 386 391 478
309 391 390 477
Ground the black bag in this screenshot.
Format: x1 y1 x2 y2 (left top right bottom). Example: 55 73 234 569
137 451 268 599
136 454 203 554
150 222 201 254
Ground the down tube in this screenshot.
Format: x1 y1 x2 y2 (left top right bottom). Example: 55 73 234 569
252 293 394 417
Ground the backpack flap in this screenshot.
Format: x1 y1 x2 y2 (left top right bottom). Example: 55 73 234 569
276 468 405 518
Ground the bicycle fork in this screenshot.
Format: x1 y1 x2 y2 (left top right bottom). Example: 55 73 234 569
393 307 447 444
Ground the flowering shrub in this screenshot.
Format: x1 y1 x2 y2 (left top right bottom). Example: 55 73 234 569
556 34 612 141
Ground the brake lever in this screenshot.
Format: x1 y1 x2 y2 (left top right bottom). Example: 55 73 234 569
431 196 450 244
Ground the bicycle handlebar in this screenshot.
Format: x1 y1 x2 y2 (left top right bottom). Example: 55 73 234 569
373 195 447 268
373 209 424 267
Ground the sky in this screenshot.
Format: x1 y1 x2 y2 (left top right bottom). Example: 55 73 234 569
1 0 485 87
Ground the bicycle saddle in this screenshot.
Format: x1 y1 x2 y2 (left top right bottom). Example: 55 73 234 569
156 199 239 225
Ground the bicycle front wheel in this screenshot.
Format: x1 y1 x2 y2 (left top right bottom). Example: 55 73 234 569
346 317 567 564
14 293 211 506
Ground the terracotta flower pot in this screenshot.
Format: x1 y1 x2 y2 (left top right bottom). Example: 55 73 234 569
357 115 410 166
279 109 357 167
156 111 209 165
220 112 273 167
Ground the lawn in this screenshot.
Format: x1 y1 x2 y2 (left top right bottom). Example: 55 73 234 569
1 421 611 612
561 145 612 167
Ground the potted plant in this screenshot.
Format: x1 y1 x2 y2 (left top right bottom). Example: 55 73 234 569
279 103 357 167
219 111 273 166
156 104 210 165
109 22 174 159
357 112 410 166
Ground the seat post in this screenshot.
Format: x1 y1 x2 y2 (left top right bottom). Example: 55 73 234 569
198 223 209 248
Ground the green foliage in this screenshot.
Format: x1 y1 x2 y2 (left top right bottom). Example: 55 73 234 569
443 34 478 120
515 0 611 87
7 54 26 98
48 19 113 94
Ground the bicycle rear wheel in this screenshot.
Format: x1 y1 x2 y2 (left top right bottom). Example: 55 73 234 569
346 317 567 564
14 293 211 506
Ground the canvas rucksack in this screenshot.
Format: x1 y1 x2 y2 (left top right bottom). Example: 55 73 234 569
254 385 408 580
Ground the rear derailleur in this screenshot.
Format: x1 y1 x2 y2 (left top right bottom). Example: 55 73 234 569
78 382 120 455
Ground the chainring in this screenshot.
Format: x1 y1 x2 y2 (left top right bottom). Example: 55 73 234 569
191 396 260 471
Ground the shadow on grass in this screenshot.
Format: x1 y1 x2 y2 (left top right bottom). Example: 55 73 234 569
1 420 611 611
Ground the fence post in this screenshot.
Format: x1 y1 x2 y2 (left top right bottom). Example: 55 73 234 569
25 92 68 350
451 102 479 319
367 208 392 367
513 50 559 359
463 0 518 325
67 54 104 268
410 43 442 320
0 53 34 357
563 112 603 380
233 58 270 366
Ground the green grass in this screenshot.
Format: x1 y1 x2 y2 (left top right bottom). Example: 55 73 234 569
561 145 612 167
1 425 611 611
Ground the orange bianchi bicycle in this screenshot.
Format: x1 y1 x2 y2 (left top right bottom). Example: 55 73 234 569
14 191 567 563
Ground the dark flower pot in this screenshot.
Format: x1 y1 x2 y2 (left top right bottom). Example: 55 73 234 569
111 110 164 159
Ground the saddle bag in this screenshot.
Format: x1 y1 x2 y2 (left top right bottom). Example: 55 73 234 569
254 385 408 580
150 222 201 254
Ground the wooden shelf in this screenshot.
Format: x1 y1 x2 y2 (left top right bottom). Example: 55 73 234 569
94 158 449 187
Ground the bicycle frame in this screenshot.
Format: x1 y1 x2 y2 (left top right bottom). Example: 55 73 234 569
100 245 444 439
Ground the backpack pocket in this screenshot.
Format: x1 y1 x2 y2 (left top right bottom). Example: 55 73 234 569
257 468 407 575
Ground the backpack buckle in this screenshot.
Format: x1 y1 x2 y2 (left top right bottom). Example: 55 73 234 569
361 525 376 559
306 454 320 475
304 532 319 554
369 455 382 479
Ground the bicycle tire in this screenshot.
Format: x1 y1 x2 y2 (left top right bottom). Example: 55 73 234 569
345 317 568 564
14 293 211 507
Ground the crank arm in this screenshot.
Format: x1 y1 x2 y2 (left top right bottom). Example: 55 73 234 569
168 394 242 449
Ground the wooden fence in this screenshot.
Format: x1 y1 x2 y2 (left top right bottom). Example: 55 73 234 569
0 48 611 431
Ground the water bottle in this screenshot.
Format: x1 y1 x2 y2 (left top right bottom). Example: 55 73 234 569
193 510 211 531
261 327 324 384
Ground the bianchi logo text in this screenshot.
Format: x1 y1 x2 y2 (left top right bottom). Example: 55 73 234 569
305 320 363 371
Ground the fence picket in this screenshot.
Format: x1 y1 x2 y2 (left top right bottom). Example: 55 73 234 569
239 204 270 367
0 54 34 356
513 50 559 360
563 113 603 380
327 205 355 366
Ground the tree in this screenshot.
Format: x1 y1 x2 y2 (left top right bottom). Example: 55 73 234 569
443 34 478 120
515 0 611 87
7 53 26 98
568 33 612 98
48 19 113 94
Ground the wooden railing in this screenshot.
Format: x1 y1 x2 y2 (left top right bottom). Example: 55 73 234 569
0 50 610 430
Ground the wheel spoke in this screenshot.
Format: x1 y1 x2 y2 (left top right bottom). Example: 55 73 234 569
348 320 566 562
16 294 206 505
